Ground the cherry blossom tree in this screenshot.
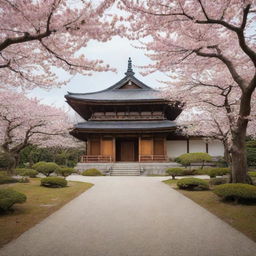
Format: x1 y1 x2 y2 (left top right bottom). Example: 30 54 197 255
165 79 256 171
119 0 256 183
0 90 77 173
0 0 119 89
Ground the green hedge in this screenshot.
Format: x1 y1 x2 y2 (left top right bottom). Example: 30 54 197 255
248 171 256 177
0 189 27 211
213 184 256 203
82 169 103 176
177 178 209 191
15 168 38 178
207 168 230 178
175 153 212 167
57 167 76 177
33 162 60 176
0 176 19 185
209 178 228 186
41 177 67 188
166 168 185 179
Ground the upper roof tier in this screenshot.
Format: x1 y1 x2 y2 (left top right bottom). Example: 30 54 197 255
65 58 182 120
66 58 167 103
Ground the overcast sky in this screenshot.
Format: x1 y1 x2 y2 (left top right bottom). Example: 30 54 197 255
28 36 169 114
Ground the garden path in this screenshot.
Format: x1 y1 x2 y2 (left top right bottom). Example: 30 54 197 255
0 175 256 256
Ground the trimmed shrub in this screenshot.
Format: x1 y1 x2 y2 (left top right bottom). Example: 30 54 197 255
82 169 103 176
166 168 185 179
0 189 27 211
175 152 212 168
177 178 209 191
213 184 256 203
15 168 38 178
33 162 60 176
57 167 76 177
209 178 228 186
193 168 210 175
248 171 256 178
207 168 230 178
0 176 19 185
41 177 67 188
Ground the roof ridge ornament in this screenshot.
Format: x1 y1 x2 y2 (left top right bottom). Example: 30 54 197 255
125 57 135 76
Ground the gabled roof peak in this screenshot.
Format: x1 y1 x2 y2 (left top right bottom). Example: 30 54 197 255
125 57 135 76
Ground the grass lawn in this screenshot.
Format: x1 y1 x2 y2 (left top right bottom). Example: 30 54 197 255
0 178 93 248
164 179 256 242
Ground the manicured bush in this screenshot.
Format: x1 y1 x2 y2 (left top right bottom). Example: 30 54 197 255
82 169 103 176
193 168 210 175
57 167 76 177
41 177 67 188
33 162 60 176
175 152 212 168
0 176 19 185
248 171 256 177
166 168 185 179
207 168 230 178
15 168 38 178
209 178 228 186
0 189 27 211
177 178 209 191
213 184 256 203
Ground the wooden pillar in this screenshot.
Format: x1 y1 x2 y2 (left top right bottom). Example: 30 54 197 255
206 142 209 153
138 136 141 162
187 138 190 153
87 138 91 155
100 136 103 155
164 137 167 159
113 137 116 162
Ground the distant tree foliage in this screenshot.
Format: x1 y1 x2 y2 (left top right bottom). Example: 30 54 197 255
19 145 84 168
247 140 256 167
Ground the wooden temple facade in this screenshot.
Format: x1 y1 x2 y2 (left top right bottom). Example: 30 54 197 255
66 58 223 163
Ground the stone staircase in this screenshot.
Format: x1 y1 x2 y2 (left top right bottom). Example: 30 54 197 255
110 163 140 176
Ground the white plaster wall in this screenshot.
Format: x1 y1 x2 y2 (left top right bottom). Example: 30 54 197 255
189 140 206 153
167 140 187 159
208 140 224 156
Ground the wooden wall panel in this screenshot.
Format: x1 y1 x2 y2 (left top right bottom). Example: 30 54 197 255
140 138 153 155
154 138 165 155
101 139 113 157
90 139 100 155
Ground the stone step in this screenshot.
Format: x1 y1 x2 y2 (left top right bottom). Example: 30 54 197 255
111 173 140 176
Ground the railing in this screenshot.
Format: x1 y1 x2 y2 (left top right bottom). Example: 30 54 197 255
81 155 112 163
139 155 167 162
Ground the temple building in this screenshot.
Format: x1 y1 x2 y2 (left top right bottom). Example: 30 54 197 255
65 59 224 174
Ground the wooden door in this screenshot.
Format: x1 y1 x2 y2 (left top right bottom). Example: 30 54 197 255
140 138 153 155
120 141 134 161
154 138 165 155
102 139 113 158
90 139 100 155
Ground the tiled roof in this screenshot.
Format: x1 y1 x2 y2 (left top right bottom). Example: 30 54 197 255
74 120 176 130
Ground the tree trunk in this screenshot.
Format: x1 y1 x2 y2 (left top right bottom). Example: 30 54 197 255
231 122 248 183
230 89 254 183
223 142 232 167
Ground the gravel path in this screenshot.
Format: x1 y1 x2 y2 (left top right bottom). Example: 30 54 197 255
0 175 256 256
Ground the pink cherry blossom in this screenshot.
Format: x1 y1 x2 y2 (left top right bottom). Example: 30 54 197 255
0 0 120 89
118 0 256 183
0 89 79 171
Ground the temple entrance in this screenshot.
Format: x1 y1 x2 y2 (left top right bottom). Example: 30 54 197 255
116 138 138 162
